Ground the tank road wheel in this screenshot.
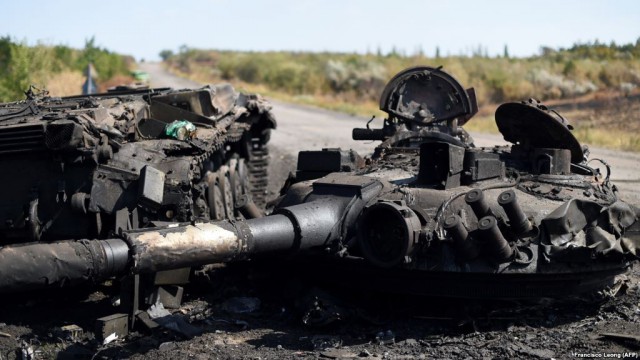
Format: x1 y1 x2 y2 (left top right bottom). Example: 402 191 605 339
218 166 235 219
236 158 251 200
227 158 244 217
206 172 225 220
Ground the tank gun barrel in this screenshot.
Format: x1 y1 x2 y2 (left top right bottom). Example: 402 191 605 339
352 128 385 141
125 197 350 273
0 239 129 293
0 175 380 293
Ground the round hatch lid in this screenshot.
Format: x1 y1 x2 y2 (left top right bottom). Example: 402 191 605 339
379 66 477 126
495 99 583 163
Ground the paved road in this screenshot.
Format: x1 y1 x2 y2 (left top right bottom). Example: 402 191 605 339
139 62 640 204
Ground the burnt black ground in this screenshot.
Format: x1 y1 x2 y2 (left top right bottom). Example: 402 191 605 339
1 256 639 359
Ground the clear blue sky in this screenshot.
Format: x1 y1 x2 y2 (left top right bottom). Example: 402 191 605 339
1 0 638 61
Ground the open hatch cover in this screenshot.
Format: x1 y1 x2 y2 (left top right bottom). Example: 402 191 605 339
495 99 583 163
379 66 478 126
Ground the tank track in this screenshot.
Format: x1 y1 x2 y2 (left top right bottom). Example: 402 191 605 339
247 138 270 209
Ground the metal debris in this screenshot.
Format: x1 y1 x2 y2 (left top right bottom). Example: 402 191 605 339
147 302 203 339
320 348 358 359
102 332 118 345
59 324 83 342
375 330 395 345
19 341 35 360
311 335 343 351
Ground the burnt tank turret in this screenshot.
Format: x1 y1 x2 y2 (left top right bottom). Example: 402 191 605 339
1 67 638 300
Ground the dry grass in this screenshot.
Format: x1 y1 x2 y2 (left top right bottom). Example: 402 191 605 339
172 66 640 152
44 72 136 97
467 98 640 152
44 71 85 97
574 127 640 152
463 115 499 134
98 75 136 92
176 67 388 118
547 92 640 151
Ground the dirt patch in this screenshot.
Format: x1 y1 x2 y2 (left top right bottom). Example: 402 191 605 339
478 91 640 129
546 92 640 132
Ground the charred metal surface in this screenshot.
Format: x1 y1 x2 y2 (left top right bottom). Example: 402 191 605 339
296 148 364 181
268 66 639 298
0 84 275 244
0 239 128 292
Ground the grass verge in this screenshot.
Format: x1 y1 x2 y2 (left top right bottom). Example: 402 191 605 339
171 67 639 152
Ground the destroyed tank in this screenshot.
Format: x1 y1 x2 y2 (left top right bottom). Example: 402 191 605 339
1 67 639 301
0 84 275 291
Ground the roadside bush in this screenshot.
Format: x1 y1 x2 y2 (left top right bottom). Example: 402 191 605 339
528 69 598 98
0 37 130 102
166 38 640 107
325 59 386 100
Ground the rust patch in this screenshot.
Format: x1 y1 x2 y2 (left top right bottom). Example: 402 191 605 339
131 223 240 273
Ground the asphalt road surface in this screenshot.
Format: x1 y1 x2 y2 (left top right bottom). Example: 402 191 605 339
139 62 640 204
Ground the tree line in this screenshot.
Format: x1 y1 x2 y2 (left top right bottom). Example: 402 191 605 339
0 37 131 102
161 38 640 107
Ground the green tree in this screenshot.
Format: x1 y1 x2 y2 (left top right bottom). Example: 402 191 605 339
159 49 174 61
562 60 576 77
0 42 31 100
